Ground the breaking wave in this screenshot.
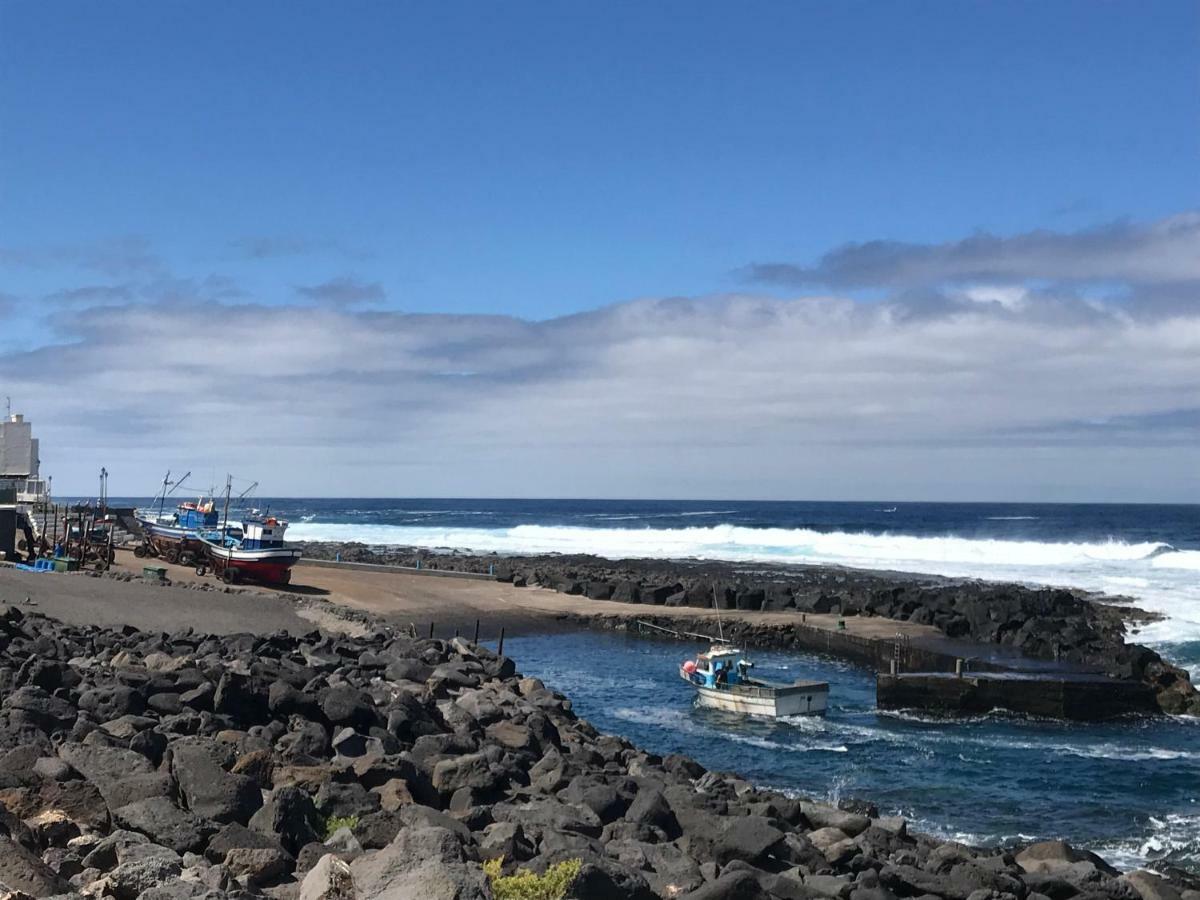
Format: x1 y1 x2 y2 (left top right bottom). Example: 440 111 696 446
286 521 1200 648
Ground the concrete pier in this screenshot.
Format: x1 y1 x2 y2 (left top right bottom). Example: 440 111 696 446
876 671 1159 720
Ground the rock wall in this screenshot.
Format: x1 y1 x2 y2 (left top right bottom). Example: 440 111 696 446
0 604 1194 899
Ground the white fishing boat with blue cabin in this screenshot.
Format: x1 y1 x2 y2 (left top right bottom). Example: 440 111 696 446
680 645 829 717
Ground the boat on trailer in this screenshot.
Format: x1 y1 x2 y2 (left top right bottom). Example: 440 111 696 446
198 514 301 585
680 645 829 717
135 500 219 564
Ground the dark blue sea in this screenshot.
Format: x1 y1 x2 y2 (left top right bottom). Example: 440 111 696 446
103 497 1198 870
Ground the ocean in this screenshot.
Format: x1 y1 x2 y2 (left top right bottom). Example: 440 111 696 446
111 497 1199 869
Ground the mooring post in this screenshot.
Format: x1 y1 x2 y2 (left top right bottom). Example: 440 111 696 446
488 563 494 576
428 622 435 639
955 658 964 678
497 627 505 657
889 659 898 676
415 559 421 570
473 619 480 644
454 627 459 638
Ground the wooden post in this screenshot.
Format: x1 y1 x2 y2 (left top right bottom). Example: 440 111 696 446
80 510 91 565
428 622 435 639
889 659 898 676
473 619 480 644
955 658 964 678
497 627 505 657
454 627 459 638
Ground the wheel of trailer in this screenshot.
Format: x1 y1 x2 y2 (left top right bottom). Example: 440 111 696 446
166 547 180 564
195 565 207 577
222 567 239 584
180 551 195 567
107 549 115 564
133 545 147 558
278 571 291 586
95 560 108 572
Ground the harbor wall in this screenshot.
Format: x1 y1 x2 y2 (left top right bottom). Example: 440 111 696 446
876 672 1160 720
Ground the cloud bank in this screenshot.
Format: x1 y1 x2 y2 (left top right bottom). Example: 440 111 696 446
2 214 1197 500
744 214 1200 288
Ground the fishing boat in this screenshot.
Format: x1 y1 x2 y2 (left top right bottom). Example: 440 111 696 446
135 500 219 563
197 511 301 585
680 645 829 717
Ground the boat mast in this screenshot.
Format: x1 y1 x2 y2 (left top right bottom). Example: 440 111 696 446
221 475 232 533
711 582 725 643
157 471 170 520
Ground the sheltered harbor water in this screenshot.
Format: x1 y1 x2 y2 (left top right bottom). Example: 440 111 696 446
504 630 1200 872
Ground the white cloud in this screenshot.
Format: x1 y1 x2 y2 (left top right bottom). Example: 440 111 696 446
2 288 1197 501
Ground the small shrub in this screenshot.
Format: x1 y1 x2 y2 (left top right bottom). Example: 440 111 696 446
322 814 359 839
483 856 582 900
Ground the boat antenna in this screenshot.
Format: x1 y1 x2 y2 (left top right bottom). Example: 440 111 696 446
712 582 725 644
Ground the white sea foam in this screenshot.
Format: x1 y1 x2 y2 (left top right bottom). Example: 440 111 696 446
288 520 1200 648
1097 813 1200 871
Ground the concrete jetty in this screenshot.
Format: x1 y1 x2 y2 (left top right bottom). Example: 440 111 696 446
876 671 1159 720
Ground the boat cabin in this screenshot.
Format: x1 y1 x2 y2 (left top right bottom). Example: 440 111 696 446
176 501 219 530
241 517 288 550
688 646 750 689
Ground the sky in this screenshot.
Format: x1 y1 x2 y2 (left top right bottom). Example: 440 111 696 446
1 2 1198 501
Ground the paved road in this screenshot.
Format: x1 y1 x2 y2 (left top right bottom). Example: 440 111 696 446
0 565 312 635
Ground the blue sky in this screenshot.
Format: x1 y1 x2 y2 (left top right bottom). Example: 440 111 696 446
1 2 1198 499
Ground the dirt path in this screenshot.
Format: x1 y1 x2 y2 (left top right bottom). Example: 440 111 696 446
2 548 949 649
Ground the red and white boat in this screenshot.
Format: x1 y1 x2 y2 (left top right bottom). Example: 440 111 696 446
198 514 302 585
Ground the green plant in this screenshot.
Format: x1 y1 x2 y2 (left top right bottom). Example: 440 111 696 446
322 814 359 839
483 856 582 900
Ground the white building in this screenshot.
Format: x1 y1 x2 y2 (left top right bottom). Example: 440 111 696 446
0 414 47 504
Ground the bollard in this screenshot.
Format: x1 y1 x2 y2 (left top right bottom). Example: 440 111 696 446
428 622 435 639
889 659 897 676
801 613 806 623
955 658 964 678
415 559 421 570
473 619 480 644
497 627 505 657
489 563 494 576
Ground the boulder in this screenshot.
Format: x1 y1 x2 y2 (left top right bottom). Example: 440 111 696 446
299 853 357 900
1016 841 1118 877
111 797 208 855
800 801 871 837
249 785 323 854
223 845 294 885
169 739 262 824
0 834 70 895
350 825 490 900
206 821 289 863
1122 871 1183 900
679 869 769 899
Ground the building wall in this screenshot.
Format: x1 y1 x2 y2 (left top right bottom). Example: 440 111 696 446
0 418 37 477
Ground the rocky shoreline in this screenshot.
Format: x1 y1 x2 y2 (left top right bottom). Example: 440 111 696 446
297 543 1199 716
0 603 1196 900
